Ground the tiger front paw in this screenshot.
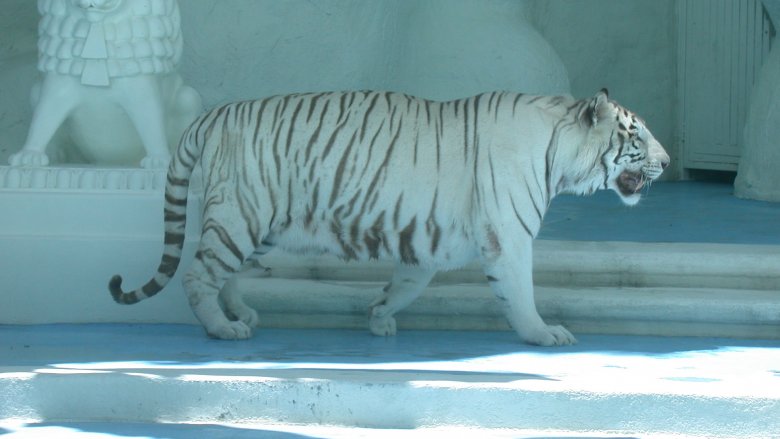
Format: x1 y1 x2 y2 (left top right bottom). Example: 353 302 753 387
519 324 577 347
9 150 50 167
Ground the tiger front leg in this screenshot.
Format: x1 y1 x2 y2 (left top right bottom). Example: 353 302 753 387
369 264 436 336
481 234 577 347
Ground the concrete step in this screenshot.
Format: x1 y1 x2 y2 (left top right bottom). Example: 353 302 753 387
1 325 778 438
252 240 780 291
237 279 780 339
4 235 779 340
227 240 780 340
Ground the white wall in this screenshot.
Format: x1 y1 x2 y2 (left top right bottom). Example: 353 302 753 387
0 0 678 174
176 0 568 102
0 2 38 165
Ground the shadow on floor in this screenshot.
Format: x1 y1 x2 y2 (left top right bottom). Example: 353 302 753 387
0 423 318 439
2 324 778 371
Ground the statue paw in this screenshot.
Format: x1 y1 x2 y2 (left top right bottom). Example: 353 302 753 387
140 154 170 169
9 150 50 167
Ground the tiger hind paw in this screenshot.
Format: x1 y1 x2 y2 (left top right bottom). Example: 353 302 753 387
205 320 253 340
369 310 397 336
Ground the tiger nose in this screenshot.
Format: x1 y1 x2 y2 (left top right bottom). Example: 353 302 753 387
656 149 671 170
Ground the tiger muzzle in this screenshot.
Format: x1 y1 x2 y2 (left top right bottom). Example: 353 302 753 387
617 171 646 195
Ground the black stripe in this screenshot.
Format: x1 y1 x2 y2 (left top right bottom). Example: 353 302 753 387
613 138 626 164
488 150 499 206
141 278 163 296
329 131 358 207
285 98 305 156
284 178 293 229
164 232 185 246
509 195 533 236
412 130 420 166
513 93 524 113
530 163 548 208
304 101 330 163
398 216 418 265
252 98 271 146
271 117 284 184
522 174 543 222
356 119 386 182
159 253 180 276
383 92 392 113
392 193 403 229
425 189 441 255
236 189 260 247
165 193 187 206
203 220 245 263
167 174 189 187
364 211 385 260
164 208 186 222
337 93 348 123
463 98 469 162
119 292 140 304
203 104 228 141
360 92 381 142
341 189 363 219
306 93 326 123
330 220 358 260
304 181 320 227
198 248 235 276
362 119 403 209
321 117 349 160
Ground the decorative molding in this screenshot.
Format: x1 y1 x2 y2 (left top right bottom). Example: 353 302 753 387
0 165 166 192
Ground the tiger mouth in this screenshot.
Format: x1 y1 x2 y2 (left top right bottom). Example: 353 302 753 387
617 171 646 196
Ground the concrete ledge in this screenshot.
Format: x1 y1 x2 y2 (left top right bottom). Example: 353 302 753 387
1 325 778 437
237 279 780 339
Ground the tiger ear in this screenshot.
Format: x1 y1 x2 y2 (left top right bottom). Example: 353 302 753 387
581 88 610 127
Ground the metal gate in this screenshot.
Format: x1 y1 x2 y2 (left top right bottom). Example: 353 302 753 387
678 0 774 171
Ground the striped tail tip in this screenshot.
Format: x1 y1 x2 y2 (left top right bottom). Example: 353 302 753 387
109 275 140 305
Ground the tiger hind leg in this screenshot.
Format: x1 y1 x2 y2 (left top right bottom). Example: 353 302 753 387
369 264 436 336
184 217 262 340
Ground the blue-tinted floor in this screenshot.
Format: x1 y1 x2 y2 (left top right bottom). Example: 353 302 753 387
540 181 780 245
1 324 779 438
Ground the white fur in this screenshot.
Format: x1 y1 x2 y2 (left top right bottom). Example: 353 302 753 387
117 91 669 347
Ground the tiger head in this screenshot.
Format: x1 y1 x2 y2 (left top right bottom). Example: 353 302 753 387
582 89 670 206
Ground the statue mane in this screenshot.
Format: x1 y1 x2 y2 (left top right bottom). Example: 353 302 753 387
37 0 182 85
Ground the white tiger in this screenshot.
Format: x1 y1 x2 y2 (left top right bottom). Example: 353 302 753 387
109 89 670 346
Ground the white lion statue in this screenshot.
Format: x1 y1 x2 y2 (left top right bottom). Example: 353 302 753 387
9 0 202 168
